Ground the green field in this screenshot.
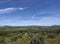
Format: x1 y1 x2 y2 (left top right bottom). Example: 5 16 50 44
0 26 60 44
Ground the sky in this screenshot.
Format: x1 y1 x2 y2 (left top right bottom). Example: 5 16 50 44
0 0 60 26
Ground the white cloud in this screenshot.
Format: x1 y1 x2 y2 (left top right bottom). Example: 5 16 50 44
19 8 25 10
0 8 16 13
0 18 60 26
32 11 60 20
0 7 25 14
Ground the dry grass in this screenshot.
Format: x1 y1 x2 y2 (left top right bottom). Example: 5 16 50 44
44 34 60 44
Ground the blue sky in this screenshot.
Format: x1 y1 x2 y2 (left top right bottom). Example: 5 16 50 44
0 0 60 26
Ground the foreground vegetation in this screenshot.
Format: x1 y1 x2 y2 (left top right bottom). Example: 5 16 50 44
0 26 60 44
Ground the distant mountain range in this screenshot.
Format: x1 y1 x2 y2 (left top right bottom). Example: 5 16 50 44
0 25 60 28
